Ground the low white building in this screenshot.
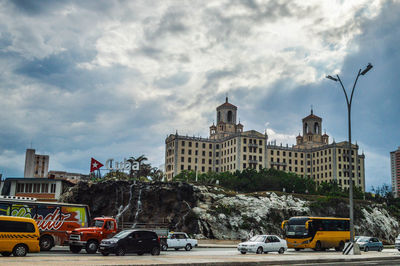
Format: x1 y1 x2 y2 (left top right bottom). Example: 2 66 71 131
0 178 73 202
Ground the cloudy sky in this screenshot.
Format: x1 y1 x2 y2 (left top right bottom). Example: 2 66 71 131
0 0 399 190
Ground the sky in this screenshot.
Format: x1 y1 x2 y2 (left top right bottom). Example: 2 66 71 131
0 0 399 191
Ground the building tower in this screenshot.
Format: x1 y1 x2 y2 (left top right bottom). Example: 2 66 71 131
24 149 49 178
391 147 400 198
210 97 243 139
296 109 328 148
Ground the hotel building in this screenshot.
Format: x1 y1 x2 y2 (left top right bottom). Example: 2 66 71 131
165 98 365 191
391 147 400 197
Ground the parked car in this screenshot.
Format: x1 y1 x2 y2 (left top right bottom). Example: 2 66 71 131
395 234 400 251
356 236 383 252
98 229 160 256
161 232 198 251
237 235 287 254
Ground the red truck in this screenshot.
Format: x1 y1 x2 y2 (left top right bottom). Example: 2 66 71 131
68 217 117 254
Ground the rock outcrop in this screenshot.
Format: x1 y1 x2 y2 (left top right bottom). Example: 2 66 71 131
59 180 400 243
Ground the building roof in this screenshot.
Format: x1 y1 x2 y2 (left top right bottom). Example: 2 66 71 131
302 109 322 121
216 97 237 110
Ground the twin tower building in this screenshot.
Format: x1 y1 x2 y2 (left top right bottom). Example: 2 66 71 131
165 98 365 191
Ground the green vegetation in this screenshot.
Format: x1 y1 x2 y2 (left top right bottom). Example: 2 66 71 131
172 168 382 202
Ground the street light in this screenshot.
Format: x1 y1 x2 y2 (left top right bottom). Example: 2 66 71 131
326 63 373 247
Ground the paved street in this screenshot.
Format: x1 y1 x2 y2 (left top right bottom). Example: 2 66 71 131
2 246 400 265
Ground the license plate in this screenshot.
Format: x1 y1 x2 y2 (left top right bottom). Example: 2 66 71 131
99 247 105 250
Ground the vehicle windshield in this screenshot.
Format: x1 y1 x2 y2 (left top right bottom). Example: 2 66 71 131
113 231 132 239
287 225 308 237
357 237 370 242
248 235 266 242
91 220 105 228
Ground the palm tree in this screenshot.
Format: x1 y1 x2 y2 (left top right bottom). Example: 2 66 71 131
127 155 148 179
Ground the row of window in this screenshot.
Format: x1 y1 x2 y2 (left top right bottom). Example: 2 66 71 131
16 183 57 194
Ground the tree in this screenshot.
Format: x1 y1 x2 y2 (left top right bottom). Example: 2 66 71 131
127 155 148 179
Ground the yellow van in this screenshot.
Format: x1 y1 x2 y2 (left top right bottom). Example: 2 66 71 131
0 216 40 256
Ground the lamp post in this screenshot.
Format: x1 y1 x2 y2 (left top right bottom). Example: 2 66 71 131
326 63 373 245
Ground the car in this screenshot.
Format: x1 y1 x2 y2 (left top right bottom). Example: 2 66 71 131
395 234 400 251
161 232 198 251
98 229 160 256
237 235 287 254
356 236 383 252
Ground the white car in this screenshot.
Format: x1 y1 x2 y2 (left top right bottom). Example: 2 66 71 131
161 232 198 251
395 234 400 251
237 235 287 254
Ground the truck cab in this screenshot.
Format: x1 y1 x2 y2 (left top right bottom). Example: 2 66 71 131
68 217 117 254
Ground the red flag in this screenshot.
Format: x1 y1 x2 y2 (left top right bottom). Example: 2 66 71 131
90 158 104 172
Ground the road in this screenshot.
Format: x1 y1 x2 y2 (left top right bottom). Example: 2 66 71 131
2 247 400 265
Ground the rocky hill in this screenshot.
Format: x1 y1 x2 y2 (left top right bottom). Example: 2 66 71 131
59 180 400 243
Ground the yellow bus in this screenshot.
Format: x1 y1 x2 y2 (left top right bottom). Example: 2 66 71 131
281 217 350 251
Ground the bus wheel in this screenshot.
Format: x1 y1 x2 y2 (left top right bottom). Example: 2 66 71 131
13 244 27 257
315 241 322 251
40 235 54 251
335 241 345 251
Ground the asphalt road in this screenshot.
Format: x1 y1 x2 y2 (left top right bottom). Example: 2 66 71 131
2 247 400 265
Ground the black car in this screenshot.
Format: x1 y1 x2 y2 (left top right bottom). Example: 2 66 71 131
98 229 160 256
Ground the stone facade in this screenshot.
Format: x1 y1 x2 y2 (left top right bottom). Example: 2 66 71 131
165 99 365 191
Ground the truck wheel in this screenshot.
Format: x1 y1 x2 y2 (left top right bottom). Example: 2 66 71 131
13 244 27 257
185 244 192 251
161 244 168 251
85 240 99 254
151 246 160 255
40 235 54 251
70 245 82 254
101 251 109 256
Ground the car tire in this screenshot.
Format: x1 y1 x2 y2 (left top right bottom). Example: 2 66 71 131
185 244 192 251
151 246 160 256
13 244 28 257
40 235 54 251
256 247 263 254
240 251 246 254
278 247 285 254
161 244 168 251
364 246 369 252
115 247 125 256
1 252 11 257
85 240 99 254
101 251 109 256
70 245 82 254
315 241 322 251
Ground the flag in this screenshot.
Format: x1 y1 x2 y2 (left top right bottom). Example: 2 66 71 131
90 157 104 172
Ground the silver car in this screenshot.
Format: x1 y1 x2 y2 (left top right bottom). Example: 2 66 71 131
237 235 287 254
395 234 400 251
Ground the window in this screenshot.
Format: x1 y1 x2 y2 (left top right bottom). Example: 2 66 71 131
259 148 262 153
181 165 184 170
181 149 185 154
41 183 48 193
244 138 247 144
0 220 35 233
195 142 198 148
181 157 184 162
209 144 212 149
243 163 246 168
51 184 56 193
243 155 246 160
188 158 191 163
244 147 247 152
209 151 212 157
182 141 185 146
202 143 206 149
189 142 192 147
188 150 192 155
16 183 25 193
